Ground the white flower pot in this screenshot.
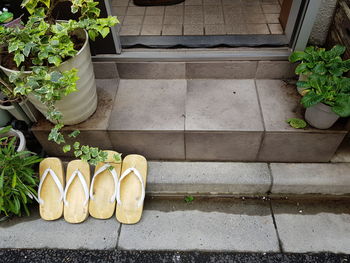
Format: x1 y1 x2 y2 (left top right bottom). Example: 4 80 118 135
305 103 340 129
0 29 97 125
0 128 26 152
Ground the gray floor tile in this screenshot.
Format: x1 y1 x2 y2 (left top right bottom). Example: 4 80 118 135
109 131 185 160
0 211 119 249
120 25 141 35
205 24 226 35
145 6 165 16
162 24 183 35
109 80 186 131
258 132 345 162
186 61 257 79
272 200 350 253
256 62 295 79
268 23 283 34
141 24 162 35
118 199 279 252
186 80 263 131
184 24 204 35
186 131 262 161
116 62 186 79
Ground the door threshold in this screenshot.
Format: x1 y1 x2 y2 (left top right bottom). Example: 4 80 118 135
92 47 292 62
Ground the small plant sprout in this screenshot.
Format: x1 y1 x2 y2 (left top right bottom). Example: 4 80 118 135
184 196 194 203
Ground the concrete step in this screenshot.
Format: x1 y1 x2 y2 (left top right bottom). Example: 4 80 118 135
32 77 348 163
58 161 350 196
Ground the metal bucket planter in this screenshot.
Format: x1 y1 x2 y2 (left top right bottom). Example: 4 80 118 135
0 98 40 124
0 29 97 125
0 127 26 152
0 108 11 126
305 103 340 129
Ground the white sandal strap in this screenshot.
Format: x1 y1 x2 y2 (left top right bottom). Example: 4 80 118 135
117 167 145 208
63 169 89 206
90 164 118 203
38 168 64 205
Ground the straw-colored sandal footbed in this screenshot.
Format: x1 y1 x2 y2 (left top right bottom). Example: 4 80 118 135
116 154 147 224
39 158 64 221
64 160 90 224
89 150 121 219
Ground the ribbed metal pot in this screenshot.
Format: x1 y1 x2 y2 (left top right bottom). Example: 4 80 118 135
0 29 97 125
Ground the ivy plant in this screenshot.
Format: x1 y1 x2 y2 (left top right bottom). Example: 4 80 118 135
0 0 119 165
0 126 42 219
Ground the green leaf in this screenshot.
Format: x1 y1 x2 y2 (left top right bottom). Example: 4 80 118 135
23 43 36 57
113 153 122 163
313 63 327 75
295 63 308 75
68 130 80 138
63 145 71 153
14 53 25 67
286 118 307 129
332 94 350 117
301 91 323 108
289 51 306 63
12 172 17 188
48 56 62 67
74 150 83 157
100 27 110 38
184 196 194 203
329 45 346 57
73 141 80 150
0 126 11 134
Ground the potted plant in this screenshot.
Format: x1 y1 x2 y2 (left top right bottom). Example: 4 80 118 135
0 126 41 220
301 74 350 129
0 0 119 165
289 45 350 95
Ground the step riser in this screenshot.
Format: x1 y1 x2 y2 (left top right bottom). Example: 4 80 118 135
33 130 345 162
92 60 296 79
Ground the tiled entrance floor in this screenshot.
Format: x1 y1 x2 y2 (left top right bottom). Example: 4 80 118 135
111 0 284 36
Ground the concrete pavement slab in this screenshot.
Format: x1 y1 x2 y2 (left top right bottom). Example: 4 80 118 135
118 198 279 252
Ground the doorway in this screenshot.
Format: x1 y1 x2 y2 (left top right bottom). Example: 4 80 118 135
111 0 292 48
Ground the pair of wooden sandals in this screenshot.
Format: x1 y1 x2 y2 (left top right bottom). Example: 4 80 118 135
38 151 147 224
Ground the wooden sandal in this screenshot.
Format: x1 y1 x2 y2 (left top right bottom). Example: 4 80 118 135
38 157 65 221
116 154 147 224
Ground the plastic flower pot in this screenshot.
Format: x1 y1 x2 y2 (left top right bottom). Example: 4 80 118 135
0 29 97 125
0 127 26 152
305 103 340 129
